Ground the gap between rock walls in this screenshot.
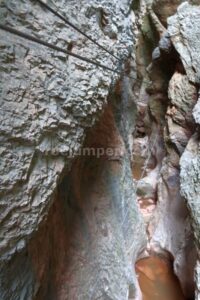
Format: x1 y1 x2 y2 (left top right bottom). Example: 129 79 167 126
132 1 198 299
0 0 200 300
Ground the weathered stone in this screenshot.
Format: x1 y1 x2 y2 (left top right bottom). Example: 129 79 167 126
193 95 200 125
168 2 200 83
0 0 147 299
2 0 200 299
180 134 200 299
0 0 134 259
131 3 199 298
168 73 197 127
159 32 173 54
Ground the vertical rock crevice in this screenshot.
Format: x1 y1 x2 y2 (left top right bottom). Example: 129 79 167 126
1 0 200 299
25 77 147 300
132 1 199 299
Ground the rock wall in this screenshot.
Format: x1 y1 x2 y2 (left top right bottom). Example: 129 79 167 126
1 0 200 299
0 0 147 299
132 1 200 299
14 94 146 300
0 0 135 260
168 2 200 299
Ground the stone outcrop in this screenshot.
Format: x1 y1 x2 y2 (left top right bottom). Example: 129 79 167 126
149 71 197 298
15 95 146 300
0 0 147 299
132 1 200 299
167 2 200 299
168 1 200 84
0 0 135 260
2 0 200 299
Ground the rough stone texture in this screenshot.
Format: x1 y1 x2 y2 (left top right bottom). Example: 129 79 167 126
0 97 146 300
45 99 146 300
168 2 200 84
180 134 200 299
2 0 200 299
166 2 200 298
193 97 200 125
0 0 134 259
0 0 149 299
149 72 197 300
180 100 200 300
131 2 198 298
150 157 196 298
168 73 197 128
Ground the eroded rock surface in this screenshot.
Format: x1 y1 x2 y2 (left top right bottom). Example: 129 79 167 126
166 2 200 299
2 0 200 299
0 0 148 299
24 99 146 300
168 2 200 84
0 0 136 260
132 1 199 299
150 72 197 298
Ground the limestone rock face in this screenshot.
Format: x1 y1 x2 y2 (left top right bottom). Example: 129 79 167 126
168 2 200 83
2 0 200 299
131 2 199 299
0 0 148 299
0 0 134 259
17 96 146 300
167 2 200 298
180 135 200 299
193 97 200 125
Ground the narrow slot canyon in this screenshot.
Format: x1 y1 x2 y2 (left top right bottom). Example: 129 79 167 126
130 1 198 298
1 0 200 300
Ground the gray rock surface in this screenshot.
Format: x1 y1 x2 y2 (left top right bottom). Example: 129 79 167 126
167 2 200 299
193 96 200 125
0 0 134 259
2 0 200 299
48 92 147 300
0 0 147 299
180 134 200 299
132 2 198 297
168 2 200 83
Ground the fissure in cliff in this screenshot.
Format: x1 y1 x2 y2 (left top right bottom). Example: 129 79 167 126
1 0 200 300
131 1 198 299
